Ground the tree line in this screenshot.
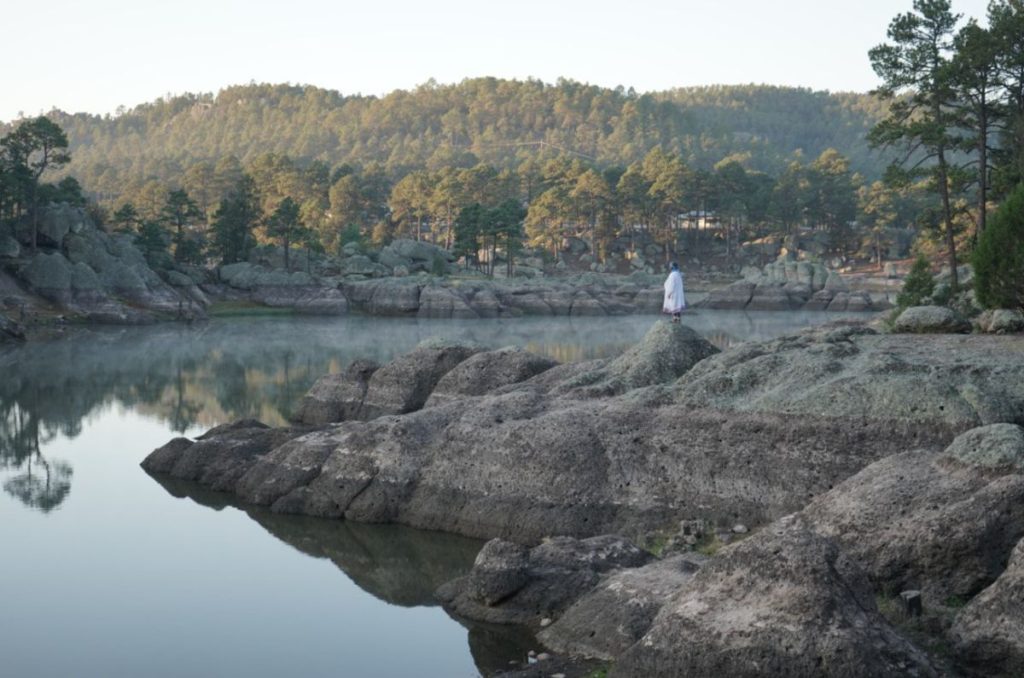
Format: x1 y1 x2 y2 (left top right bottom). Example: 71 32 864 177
869 0 1024 290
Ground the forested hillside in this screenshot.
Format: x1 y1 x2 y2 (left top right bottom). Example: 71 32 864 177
2 80 891 197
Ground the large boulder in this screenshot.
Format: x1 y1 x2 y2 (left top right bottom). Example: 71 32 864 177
613 515 938 678
539 554 704 660
426 347 558 406
558 320 718 397
140 420 305 491
975 308 1024 335
18 252 72 304
675 325 1024 431
417 285 478 319
292 360 380 425
359 340 480 418
436 535 652 627
893 305 972 334
34 203 91 247
0 312 26 342
703 280 755 309
952 538 1024 677
803 424 1024 602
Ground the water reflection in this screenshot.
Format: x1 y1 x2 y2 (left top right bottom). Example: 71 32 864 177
151 473 537 675
0 312 847 513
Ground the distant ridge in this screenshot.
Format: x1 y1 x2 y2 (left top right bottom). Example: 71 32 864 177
1 79 891 194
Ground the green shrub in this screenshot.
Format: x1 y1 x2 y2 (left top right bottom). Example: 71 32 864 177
973 183 1024 311
896 255 935 309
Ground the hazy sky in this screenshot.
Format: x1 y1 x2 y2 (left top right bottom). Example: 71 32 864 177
1 0 993 122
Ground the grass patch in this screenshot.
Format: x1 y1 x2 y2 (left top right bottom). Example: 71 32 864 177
588 666 610 678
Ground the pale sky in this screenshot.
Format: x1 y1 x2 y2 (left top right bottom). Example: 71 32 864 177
0 0 992 122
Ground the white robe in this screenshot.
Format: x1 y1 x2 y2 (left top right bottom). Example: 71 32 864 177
663 270 686 314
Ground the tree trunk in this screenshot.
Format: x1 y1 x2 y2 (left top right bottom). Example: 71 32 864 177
978 101 988 240
936 150 959 292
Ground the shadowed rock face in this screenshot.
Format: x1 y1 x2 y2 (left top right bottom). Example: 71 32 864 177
613 515 939 678
952 539 1024 678
426 347 558 406
436 535 652 627
803 424 1024 602
538 553 705 660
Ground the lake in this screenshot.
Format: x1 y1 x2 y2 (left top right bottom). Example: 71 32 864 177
0 311 849 678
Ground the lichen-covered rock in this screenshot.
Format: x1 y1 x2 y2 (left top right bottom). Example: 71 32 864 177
417 285 478 319
675 325 1024 430
0 312 26 342
140 420 305 492
803 425 1024 602
702 280 755 309
560 320 718 397
426 347 558 406
893 305 971 334
613 515 938 678
952 539 1024 677
975 308 1024 335
292 360 380 425
539 554 704 660
359 340 480 418
436 535 652 627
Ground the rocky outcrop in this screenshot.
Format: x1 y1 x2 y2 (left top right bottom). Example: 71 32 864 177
141 420 307 491
556 321 719 397
975 308 1024 335
0 312 25 342
341 276 674 318
436 535 652 626
539 553 705 660
359 340 480 418
292 360 380 425
5 204 206 323
704 255 881 312
213 262 348 314
613 515 938 677
143 322 1024 548
426 347 558 406
952 538 1024 677
803 424 1024 602
893 305 972 334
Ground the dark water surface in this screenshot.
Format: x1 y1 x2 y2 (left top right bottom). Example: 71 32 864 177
0 311 846 678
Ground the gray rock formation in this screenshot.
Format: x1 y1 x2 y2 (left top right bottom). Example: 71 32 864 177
359 340 480 418
952 538 1024 677
975 308 1024 335
141 420 307 492
893 305 972 334
803 424 1024 602
292 360 380 425
613 515 938 678
426 347 558 406
142 320 1024 551
436 535 651 626
216 262 348 314
0 312 25 342
539 554 705 660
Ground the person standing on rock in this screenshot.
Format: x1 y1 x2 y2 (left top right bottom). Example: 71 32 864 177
663 262 686 322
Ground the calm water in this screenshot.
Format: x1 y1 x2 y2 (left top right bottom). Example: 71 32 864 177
0 311 846 678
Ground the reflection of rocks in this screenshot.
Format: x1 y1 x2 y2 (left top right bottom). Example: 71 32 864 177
0 312 25 342
149 472 539 676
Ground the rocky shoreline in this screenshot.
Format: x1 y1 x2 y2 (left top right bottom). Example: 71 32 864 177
142 319 1024 676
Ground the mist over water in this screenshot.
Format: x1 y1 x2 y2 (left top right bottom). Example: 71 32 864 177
0 312 845 677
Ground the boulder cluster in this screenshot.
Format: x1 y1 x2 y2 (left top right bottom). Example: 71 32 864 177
143 319 1024 676
704 253 877 312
